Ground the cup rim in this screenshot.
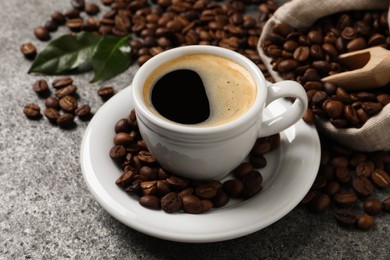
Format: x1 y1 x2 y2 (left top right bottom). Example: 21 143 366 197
131 45 267 136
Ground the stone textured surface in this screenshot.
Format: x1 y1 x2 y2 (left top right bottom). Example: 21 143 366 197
0 0 389 259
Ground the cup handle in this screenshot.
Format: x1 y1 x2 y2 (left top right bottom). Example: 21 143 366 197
258 80 308 137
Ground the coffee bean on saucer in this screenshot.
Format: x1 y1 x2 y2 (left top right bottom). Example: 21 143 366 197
161 192 182 213
139 195 160 209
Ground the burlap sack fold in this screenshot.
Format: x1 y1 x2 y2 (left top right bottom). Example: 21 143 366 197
257 0 390 151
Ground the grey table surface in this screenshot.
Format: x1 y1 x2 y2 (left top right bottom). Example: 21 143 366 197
1 0 389 259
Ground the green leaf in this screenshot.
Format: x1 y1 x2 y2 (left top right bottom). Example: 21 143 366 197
90 35 132 83
28 32 101 75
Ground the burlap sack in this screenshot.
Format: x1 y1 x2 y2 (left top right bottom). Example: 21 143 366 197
257 0 390 151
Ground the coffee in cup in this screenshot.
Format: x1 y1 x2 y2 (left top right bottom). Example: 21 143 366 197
142 54 257 127
132 46 307 180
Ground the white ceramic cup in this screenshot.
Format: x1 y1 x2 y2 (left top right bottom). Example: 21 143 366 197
131 45 308 180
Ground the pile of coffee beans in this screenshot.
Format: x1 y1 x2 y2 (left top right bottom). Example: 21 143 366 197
301 138 390 230
109 109 280 213
262 10 390 128
24 0 281 82
23 77 94 128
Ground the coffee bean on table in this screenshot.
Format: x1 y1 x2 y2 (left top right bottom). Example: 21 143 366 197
51 11 66 25
34 26 50 41
44 108 60 123
44 96 60 109
56 113 75 128
334 209 358 227
97 86 115 100
55 85 77 98
32 79 50 97
52 77 73 89
59 95 78 112
23 103 41 119
75 104 92 119
363 198 383 215
356 214 375 230
353 176 374 197
20 43 37 60
370 169 390 189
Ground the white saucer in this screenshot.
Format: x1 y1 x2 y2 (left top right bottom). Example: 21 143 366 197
80 86 321 243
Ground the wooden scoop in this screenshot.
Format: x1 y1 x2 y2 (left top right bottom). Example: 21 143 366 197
321 46 390 90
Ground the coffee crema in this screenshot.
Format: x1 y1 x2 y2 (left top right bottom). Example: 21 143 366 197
143 53 257 127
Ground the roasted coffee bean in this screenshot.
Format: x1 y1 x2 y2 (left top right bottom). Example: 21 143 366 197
55 85 77 98
182 194 202 214
139 195 160 209
44 108 60 123
56 113 75 128
241 170 263 199
324 100 344 118
335 166 351 183
138 151 156 164
310 194 330 214
353 176 374 197
139 166 157 181
155 180 170 196
44 96 60 109
115 169 136 188
75 104 91 118
34 26 50 41
67 18 84 32
200 200 213 212
23 103 41 119
370 169 390 188
59 95 78 112
161 192 182 213
356 214 375 230
166 175 189 191
232 162 254 179
20 43 37 60
113 132 134 146
223 179 244 198
44 19 58 32
249 154 267 168
115 118 131 133
52 77 73 89
324 180 340 196
195 182 219 199
97 86 115 100
383 197 390 212
212 190 229 208
334 209 357 227
140 181 157 196
277 59 298 72
109 145 126 163
85 3 100 15
32 79 50 97
51 11 66 25
363 198 383 215
334 191 357 207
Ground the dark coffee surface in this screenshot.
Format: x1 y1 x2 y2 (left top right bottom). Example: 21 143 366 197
151 69 210 124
